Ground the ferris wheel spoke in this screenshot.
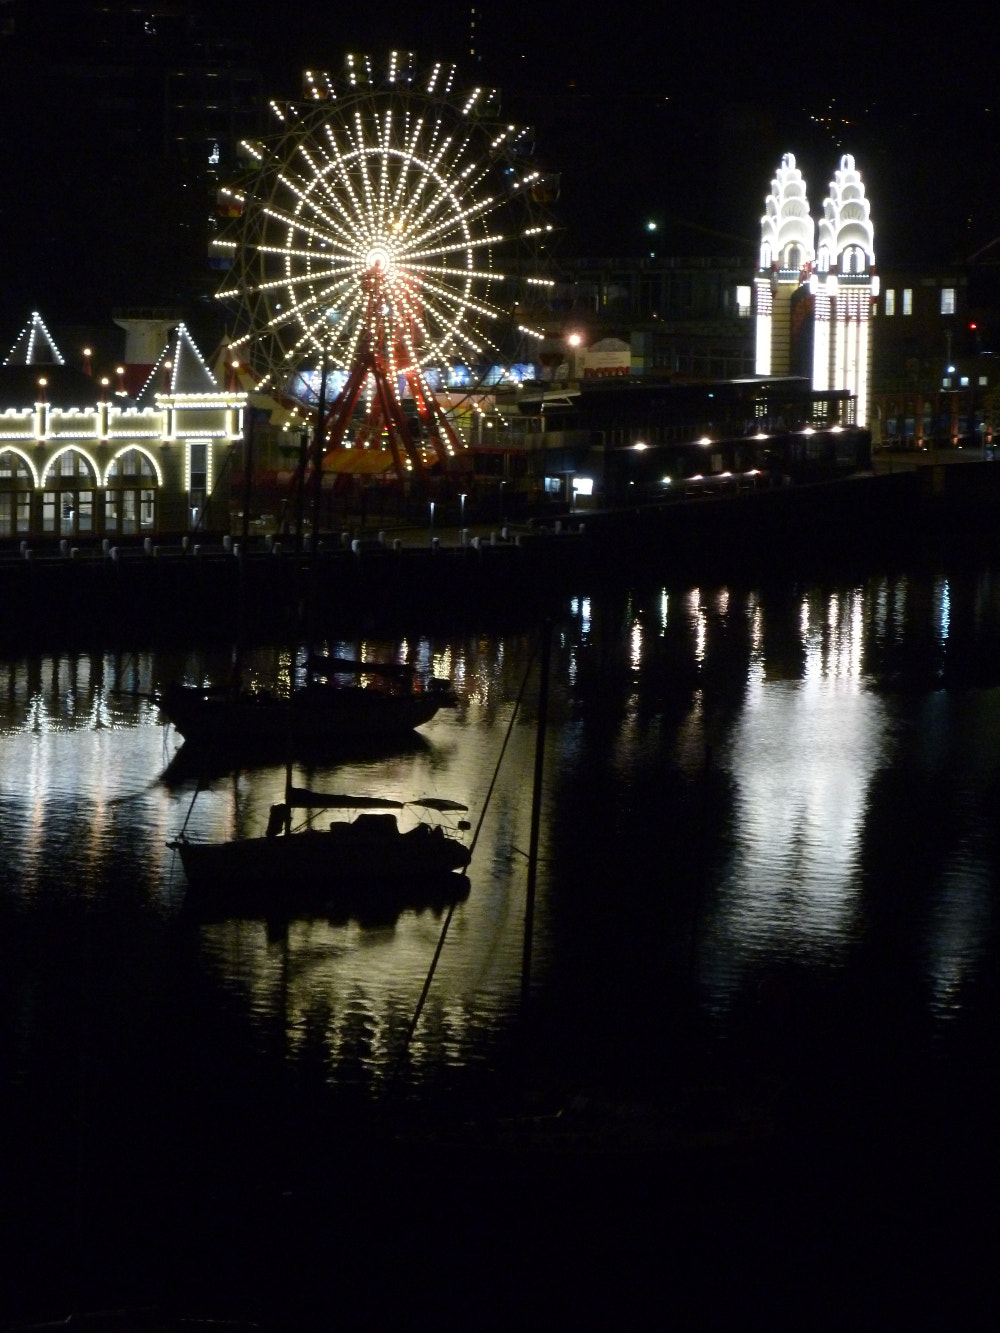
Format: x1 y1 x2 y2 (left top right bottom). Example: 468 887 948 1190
291 146 364 241
273 161 347 236
350 114 382 238
417 275 501 326
320 125 369 232
258 201 348 258
402 188 494 255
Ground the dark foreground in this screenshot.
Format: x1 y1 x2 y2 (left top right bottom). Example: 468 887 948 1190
4 986 995 1329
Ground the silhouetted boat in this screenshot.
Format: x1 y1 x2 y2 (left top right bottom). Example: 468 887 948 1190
156 655 456 747
169 792 472 916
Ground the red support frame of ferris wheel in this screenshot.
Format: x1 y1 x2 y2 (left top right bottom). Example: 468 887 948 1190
295 264 478 491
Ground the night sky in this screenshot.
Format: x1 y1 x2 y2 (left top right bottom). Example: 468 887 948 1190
1 0 998 340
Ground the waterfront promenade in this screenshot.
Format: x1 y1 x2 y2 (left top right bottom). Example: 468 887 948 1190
3 455 1000 653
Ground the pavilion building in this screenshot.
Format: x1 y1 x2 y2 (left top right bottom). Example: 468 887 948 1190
754 153 877 427
0 312 244 541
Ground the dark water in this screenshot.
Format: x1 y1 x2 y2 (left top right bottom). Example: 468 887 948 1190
2 560 999 1325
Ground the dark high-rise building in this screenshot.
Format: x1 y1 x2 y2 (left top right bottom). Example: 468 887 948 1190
0 1 263 327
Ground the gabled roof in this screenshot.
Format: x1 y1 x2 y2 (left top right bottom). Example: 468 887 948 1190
0 364 95 409
3 312 65 366
134 323 220 405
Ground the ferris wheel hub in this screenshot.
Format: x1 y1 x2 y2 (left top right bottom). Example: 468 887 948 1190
364 244 394 275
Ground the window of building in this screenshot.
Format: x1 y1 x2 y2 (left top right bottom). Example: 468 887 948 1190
885 290 896 316
941 288 956 315
903 289 913 316
735 285 751 318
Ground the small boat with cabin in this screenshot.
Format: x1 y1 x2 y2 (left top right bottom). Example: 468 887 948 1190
169 791 472 916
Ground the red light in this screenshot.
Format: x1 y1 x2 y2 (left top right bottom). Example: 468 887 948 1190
970 322 977 330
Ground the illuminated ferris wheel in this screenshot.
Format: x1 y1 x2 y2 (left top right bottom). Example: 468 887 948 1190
213 52 558 481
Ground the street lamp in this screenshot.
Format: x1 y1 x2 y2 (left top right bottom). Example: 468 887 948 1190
566 331 583 381
459 492 467 526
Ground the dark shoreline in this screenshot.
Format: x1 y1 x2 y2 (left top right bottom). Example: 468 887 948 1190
3 464 1000 653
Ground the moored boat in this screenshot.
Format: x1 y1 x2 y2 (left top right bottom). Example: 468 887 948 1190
169 792 473 916
156 656 457 746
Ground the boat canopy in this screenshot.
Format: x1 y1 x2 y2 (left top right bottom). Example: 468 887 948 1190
286 789 406 810
408 798 469 812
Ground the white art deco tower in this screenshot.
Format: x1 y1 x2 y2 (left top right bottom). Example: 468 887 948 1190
754 153 877 426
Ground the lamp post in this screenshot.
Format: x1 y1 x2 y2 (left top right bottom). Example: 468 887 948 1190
459 492 467 527
566 331 583 381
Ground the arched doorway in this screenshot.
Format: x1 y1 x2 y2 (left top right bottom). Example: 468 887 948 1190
104 448 159 536
41 449 99 537
0 449 35 537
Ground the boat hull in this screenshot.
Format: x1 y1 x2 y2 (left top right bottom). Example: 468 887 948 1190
159 682 445 745
172 821 471 919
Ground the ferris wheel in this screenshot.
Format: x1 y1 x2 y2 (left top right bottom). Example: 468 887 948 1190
213 52 558 481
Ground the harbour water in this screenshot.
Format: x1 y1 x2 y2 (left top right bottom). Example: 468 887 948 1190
2 548 999 1324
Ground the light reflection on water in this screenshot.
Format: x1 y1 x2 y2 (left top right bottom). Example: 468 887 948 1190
1 564 999 1105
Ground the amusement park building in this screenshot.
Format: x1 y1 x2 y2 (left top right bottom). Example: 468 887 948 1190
0 312 243 541
753 154 876 429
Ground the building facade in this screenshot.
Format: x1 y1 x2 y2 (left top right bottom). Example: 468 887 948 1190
869 269 997 449
754 154 876 427
0 313 243 541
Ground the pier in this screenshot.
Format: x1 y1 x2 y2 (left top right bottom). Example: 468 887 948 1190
3 460 1000 652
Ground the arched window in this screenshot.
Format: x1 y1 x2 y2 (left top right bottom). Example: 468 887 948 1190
0 450 34 536
105 448 158 535
42 449 97 537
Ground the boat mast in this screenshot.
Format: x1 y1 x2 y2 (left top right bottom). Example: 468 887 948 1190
521 619 551 1010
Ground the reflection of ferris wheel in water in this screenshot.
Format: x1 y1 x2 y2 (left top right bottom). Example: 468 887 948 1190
214 52 558 484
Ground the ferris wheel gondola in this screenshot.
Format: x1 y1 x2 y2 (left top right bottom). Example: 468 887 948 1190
212 52 558 486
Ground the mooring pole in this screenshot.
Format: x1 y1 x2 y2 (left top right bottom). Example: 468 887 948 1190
521 618 551 1010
